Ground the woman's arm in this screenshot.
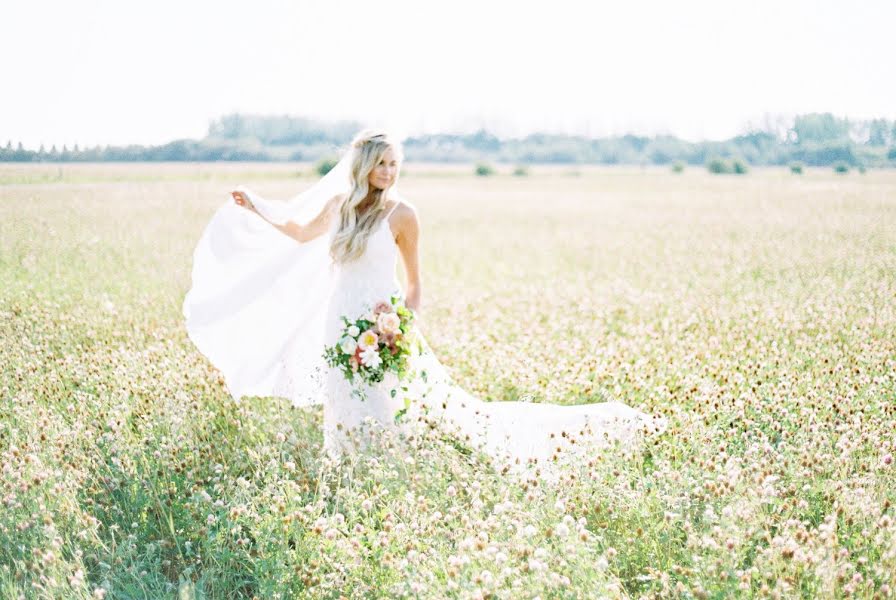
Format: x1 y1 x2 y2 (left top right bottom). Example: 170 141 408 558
394 203 423 314
232 191 343 243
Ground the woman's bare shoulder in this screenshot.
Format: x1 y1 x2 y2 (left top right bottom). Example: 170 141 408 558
390 200 419 241
391 198 418 220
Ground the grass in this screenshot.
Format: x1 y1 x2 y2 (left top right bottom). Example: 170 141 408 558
1 162 895 598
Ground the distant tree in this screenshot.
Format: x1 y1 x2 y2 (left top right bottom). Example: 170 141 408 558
671 161 685 173
833 162 849 174
621 134 649 152
867 119 890 146
206 112 361 147
14 142 28 161
207 113 246 138
849 120 870 144
744 113 791 142
646 136 692 165
9 113 892 167
732 159 749 174
788 142 857 167
466 129 501 152
789 161 804 174
474 162 495 176
315 157 339 176
791 113 850 145
706 157 731 174
512 165 529 176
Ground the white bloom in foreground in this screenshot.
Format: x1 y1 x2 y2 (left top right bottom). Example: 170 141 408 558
377 311 401 334
339 336 358 355
346 324 360 337
527 558 546 572
358 329 379 351
360 347 382 368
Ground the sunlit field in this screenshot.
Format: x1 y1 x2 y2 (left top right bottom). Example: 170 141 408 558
2 162 895 598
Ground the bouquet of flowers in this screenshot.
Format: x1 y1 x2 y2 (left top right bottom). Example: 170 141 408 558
323 294 422 406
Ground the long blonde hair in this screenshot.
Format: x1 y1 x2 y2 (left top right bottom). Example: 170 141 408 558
329 129 405 265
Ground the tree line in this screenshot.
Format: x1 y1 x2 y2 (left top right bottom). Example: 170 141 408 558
4 113 896 167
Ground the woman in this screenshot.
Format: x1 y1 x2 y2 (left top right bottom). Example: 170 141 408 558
184 129 666 482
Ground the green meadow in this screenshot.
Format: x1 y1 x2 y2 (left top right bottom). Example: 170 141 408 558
1 162 895 598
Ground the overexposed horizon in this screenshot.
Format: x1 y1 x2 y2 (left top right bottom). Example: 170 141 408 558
3 0 894 149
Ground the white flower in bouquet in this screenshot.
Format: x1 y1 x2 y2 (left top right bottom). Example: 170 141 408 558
377 311 401 335
360 346 382 368
358 329 379 351
339 336 358 355
346 324 360 337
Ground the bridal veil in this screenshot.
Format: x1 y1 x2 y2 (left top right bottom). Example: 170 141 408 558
182 149 357 407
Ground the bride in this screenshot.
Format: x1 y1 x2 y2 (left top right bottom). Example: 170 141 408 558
182 128 666 482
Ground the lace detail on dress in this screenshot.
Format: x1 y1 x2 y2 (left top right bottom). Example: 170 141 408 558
271 325 330 407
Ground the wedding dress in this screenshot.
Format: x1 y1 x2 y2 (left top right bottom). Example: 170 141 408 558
182 151 667 483
318 200 667 481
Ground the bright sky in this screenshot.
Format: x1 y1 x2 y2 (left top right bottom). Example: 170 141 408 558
3 0 894 148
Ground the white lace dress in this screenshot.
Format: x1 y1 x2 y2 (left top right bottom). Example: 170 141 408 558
322 202 408 457
320 202 668 481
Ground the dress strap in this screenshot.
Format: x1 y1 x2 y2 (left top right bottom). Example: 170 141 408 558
383 198 401 220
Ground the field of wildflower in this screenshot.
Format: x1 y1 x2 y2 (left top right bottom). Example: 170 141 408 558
2 162 895 598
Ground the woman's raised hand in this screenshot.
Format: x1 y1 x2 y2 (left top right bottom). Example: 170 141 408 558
231 190 257 213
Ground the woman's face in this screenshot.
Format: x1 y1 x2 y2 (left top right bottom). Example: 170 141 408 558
367 146 400 191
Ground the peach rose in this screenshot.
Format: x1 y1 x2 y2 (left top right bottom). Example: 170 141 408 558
377 311 401 335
